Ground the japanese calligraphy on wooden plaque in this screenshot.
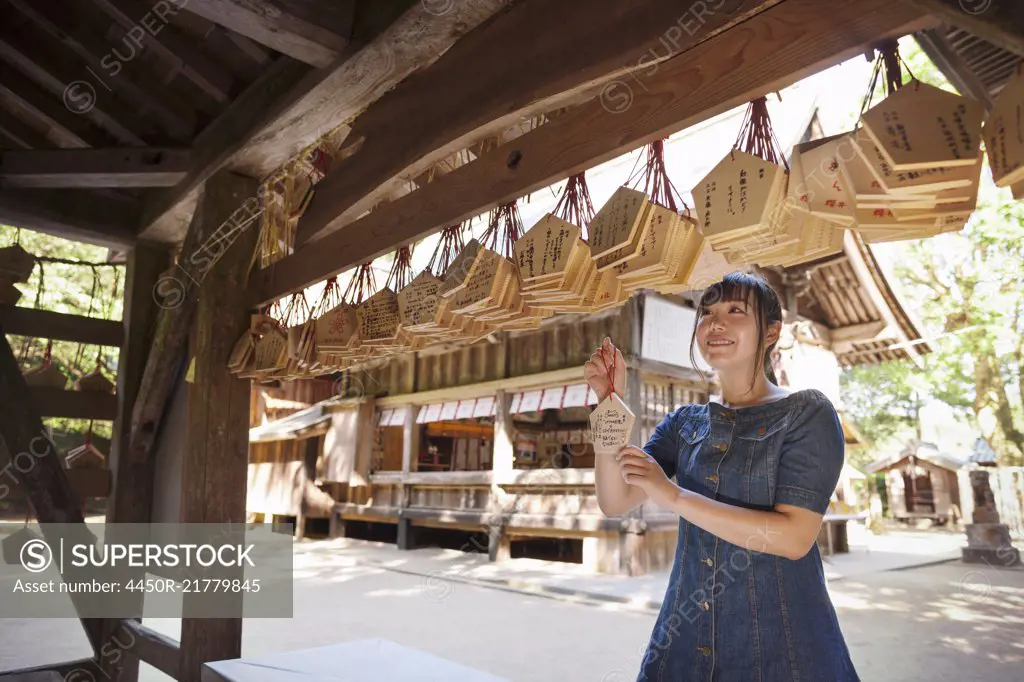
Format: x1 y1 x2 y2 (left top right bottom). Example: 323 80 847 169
982 65 1024 188
861 80 985 171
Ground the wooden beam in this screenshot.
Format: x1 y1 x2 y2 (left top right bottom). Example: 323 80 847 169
0 108 53 149
904 0 1024 58
0 23 147 146
182 0 356 67
28 387 119 420
0 187 137 248
96 243 166 682
914 28 995 106
137 56 314 242
830 319 890 343
0 305 124 346
119 619 181 681
4 467 112 501
0 147 190 188
139 0 500 244
88 0 236 104
0 327 105 654
178 173 258 682
0 63 115 148
295 0 782 246
250 0 931 307
128 171 256 465
4 0 196 141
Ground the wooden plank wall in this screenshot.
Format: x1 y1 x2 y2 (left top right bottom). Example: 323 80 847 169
346 307 635 397
639 377 708 445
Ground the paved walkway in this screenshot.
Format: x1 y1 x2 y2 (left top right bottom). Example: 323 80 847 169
3 525 1021 681
295 522 969 611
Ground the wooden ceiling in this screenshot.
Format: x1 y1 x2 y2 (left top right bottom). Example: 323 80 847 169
1 0 1022 327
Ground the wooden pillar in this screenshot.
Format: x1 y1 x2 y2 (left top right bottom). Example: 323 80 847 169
396 404 418 550
295 436 320 540
177 170 260 682
488 389 515 561
99 242 168 681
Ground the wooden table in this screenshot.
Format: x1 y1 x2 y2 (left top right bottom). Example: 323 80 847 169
202 638 511 682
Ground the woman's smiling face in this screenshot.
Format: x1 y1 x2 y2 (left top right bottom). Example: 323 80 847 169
695 294 768 374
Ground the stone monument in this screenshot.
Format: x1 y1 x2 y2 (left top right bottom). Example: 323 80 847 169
961 469 1021 567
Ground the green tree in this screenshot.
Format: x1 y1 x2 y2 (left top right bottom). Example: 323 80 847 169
1 226 123 440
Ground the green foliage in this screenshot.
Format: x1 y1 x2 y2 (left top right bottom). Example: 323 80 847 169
2 226 124 440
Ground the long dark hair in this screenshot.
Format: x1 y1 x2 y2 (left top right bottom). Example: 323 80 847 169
688 272 783 388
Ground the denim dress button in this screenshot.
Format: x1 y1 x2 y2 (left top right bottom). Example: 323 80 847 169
697 646 712 656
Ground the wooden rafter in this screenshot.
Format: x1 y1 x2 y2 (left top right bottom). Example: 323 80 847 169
88 0 236 104
0 109 52 149
180 0 356 68
0 187 138 248
295 0 784 247
138 0 502 243
0 147 190 188
0 63 114 148
249 0 933 307
915 28 995 106
0 22 148 146
137 56 313 241
4 0 196 141
904 0 1024 58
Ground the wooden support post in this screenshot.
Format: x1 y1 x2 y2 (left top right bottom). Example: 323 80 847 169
0 329 105 654
177 171 259 682
296 436 320 540
397 403 418 550
488 390 515 562
97 242 167 682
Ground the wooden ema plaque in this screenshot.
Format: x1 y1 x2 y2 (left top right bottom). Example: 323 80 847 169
357 288 401 343
790 135 856 225
590 392 635 451
861 80 985 172
610 203 681 288
254 327 288 373
397 270 442 328
588 186 649 260
438 239 482 297
649 223 706 294
316 302 359 350
982 66 1024 188
850 127 975 196
514 214 581 281
0 243 35 283
1 281 22 306
691 149 787 243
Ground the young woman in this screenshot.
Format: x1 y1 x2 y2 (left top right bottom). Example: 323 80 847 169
585 272 860 682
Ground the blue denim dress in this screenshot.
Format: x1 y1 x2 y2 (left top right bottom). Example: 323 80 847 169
637 389 860 682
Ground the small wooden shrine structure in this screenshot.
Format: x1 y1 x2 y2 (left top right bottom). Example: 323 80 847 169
0 0 1021 680
870 440 965 523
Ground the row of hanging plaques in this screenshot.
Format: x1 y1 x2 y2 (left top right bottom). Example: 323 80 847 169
229 58 1021 383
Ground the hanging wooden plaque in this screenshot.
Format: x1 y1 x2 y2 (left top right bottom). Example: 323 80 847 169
588 186 649 260
861 80 985 171
23 363 68 390
983 66 1024 187
589 392 635 451
850 127 974 195
0 244 35 283
397 270 442 328
254 327 288 371
438 239 483 297
1 281 22 306
793 135 856 225
514 214 581 281
691 149 788 242
316 302 359 350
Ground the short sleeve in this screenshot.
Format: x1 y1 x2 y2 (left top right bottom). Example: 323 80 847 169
775 393 845 515
642 406 684 480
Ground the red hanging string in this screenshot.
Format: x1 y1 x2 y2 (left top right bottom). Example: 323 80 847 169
603 349 617 396
480 201 524 259
385 245 414 291
733 97 789 170
625 138 690 214
343 263 377 304
427 225 467 276
42 339 53 369
553 172 597 240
